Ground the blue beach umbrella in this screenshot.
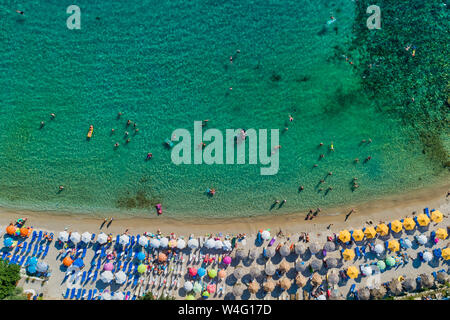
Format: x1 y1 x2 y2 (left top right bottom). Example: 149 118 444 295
197 267 206 277
29 257 38 265
73 258 84 268
137 252 146 261
3 238 13 247
27 265 36 274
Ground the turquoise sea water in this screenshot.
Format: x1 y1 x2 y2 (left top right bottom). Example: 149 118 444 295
0 0 447 218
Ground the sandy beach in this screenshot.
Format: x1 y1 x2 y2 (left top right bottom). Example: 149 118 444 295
1 183 448 237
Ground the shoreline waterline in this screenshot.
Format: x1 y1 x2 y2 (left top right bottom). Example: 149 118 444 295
1 182 448 236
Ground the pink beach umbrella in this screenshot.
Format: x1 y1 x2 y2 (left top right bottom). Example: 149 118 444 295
103 262 114 271
223 256 232 265
207 284 216 294
189 267 197 277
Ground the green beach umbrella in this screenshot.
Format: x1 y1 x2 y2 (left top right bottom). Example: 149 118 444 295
208 269 217 278
193 282 202 294
137 264 147 274
377 260 386 271
385 256 395 267
202 291 210 299
186 295 195 300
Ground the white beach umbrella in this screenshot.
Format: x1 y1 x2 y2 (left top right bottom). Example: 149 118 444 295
223 240 232 251
214 240 223 250
205 238 215 249
36 261 48 273
139 237 149 247
119 235 129 246
403 238 412 248
70 232 81 244
100 271 114 283
58 231 69 242
112 292 124 300
188 238 199 249
295 243 306 255
261 230 270 240
265 246 276 258
361 266 372 276
423 251 432 262
417 235 427 245
374 244 384 254
81 232 91 243
102 291 111 300
295 260 307 272
184 281 193 292
309 242 321 254
159 237 169 248
265 263 276 276
177 239 186 250
150 238 160 249
317 295 326 300
115 271 127 285
279 245 291 257
97 233 108 245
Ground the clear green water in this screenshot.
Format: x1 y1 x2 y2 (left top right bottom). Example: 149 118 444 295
0 0 447 218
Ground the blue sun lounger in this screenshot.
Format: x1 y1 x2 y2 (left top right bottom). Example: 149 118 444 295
136 234 140 245
64 288 70 299
76 288 82 300
14 245 20 255
355 247 361 259
42 245 50 258
24 256 30 266
37 244 44 256
25 243 32 255
92 270 98 283
70 288 76 299
30 231 37 243
125 291 131 300
81 289 86 300
127 262 134 274
122 260 128 271
92 289 97 300
100 247 106 258
37 231 42 243
130 236 135 247
87 289 92 300
32 243 38 256
1 252 7 260
81 271 86 283
20 242 28 255
98 289 103 300
18 255 26 266
81 247 87 259
116 235 120 244
131 295 137 300
116 260 122 270
133 274 139 287
96 258 102 270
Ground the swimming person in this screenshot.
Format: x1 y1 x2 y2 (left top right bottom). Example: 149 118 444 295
146 153 153 160
16 10 24 15
40 121 45 128
330 142 334 151
289 115 293 122
50 113 55 119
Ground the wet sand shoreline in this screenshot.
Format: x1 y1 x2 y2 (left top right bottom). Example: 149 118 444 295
0 183 448 236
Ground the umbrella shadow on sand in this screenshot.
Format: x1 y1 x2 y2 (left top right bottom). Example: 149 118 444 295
225 275 237 286
178 288 186 297
299 251 312 261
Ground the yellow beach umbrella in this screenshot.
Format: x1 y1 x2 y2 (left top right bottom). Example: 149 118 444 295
435 228 448 240
431 210 443 223
342 249 355 261
376 224 389 236
417 214 430 226
352 229 364 242
347 266 359 279
388 240 400 252
390 220 403 233
403 218 416 230
364 227 377 239
442 248 450 261
339 230 351 243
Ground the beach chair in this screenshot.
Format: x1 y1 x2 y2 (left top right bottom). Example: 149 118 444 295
81 247 87 259
100 247 106 258
14 244 20 255
424 207 430 217
42 245 50 258
63 288 70 299
24 256 30 266
131 295 137 300
384 241 389 250
355 247 361 259
432 271 437 279
37 231 42 243
8 255 16 264
136 235 140 245
81 271 86 284
70 288 76 299
122 260 129 271
20 242 28 255
87 289 92 300
32 243 38 256
127 262 134 274
98 289 103 300
30 231 37 242
76 288 82 300
92 270 98 283
1 252 7 260
25 243 32 255
18 255 26 266
133 274 139 287
115 235 120 244
125 291 131 300
37 245 43 256
399 238 405 249
116 260 122 271
91 289 97 300
130 236 135 247
85 271 91 284
96 258 102 270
